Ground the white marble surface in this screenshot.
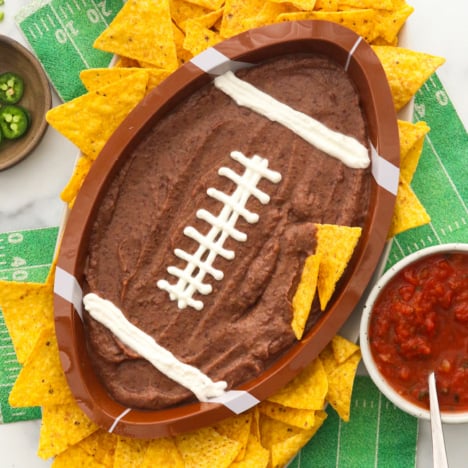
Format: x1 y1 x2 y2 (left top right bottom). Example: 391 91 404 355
0 1 467 467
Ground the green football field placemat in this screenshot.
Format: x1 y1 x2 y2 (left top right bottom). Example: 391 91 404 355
15 0 124 102
387 73 468 268
0 226 58 423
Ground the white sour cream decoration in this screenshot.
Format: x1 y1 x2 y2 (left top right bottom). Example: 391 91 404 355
157 150 282 311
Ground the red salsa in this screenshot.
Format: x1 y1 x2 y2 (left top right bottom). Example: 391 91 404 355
369 251 468 412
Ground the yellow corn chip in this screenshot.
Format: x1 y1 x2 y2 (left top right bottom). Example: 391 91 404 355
60 154 93 209
291 254 320 340
9 326 74 407
171 0 210 32
270 411 327 468
186 7 224 29
331 334 360 364
315 224 362 311
230 433 269 468
268 358 328 410
0 268 54 363
46 71 148 160
372 46 445 111
113 56 141 68
326 351 361 421
186 0 225 10
278 10 379 43
259 401 316 429
175 427 241 468
172 22 194 66
38 403 99 459
338 0 392 9
270 0 316 10
314 0 338 10
388 178 431 238
51 445 108 468
220 0 266 38
74 430 117 467
373 3 414 45
184 19 223 56
80 67 171 95
243 2 290 30
94 0 178 71
113 437 150 468
259 414 305 449
213 413 252 461
398 120 430 183
142 437 184 468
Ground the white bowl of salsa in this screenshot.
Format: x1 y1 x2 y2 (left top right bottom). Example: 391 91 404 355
360 243 468 423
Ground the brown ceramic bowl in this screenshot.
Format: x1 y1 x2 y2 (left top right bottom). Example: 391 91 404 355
54 20 400 438
0 35 51 170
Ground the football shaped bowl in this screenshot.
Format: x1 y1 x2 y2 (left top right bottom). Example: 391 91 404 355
54 20 400 438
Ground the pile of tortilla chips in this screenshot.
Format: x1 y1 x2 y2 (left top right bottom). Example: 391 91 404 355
0 0 446 466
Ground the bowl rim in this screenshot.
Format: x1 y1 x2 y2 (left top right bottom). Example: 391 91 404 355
54 19 400 438
0 34 52 170
360 242 468 424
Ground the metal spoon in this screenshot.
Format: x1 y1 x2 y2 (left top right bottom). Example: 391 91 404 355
428 372 449 468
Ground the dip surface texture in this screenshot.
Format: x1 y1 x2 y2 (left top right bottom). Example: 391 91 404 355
83 54 371 410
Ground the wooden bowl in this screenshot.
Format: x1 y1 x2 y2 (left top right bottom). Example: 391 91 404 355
0 35 51 170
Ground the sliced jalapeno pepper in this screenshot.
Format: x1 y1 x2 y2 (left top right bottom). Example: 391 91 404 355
0 72 25 104
0 105 30 139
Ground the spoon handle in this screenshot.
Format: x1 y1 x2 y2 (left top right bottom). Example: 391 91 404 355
428 372 449 468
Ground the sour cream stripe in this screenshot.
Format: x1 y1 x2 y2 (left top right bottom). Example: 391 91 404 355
83 293 228 402
214 70 370 169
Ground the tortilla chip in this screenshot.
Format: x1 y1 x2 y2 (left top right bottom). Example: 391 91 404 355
113 56 141 68
113 437 150 467
186 0 225 10
314 0 338 9
0 268 55 363
184 19 223 56
267 358 328 410
172 22 194 65
243 2 290 30
9 326 75 407
338 0 392 9
315 224 362 311
259 414 305 449
93 0 178 71
171 0 211 32
326 351 361 421
278 9 379 43
388 178 431 238
213 413 252 461
331 334 360 364
270 0 316 10
38 403 99 459
60 154 93 209
259 401 317 429
373 3 414 45
270 411 327 468
291 254 320 340
372 46 445 111
175 427 241 468
398 120 430 183
142 437 184 468
230 433 269 467
220 0 266 37
73 430 117 467
51 445 107 468
46 72 148 160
